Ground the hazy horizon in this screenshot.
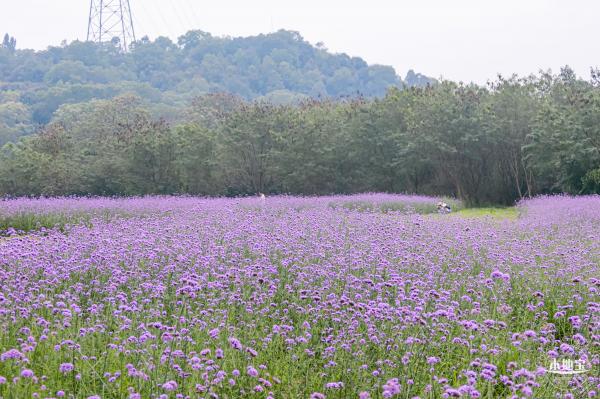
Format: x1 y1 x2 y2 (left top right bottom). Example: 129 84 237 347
1 0 599 83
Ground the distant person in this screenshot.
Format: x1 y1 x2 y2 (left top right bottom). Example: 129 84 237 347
436 201 451 214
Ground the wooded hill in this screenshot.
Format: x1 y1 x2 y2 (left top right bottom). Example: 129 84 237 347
0 30 434 145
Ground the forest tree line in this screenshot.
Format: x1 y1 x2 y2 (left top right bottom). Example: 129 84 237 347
0 66 599 205
0 30 434 146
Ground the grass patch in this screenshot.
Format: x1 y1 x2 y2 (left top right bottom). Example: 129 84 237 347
0 212 92 236
331 198 463 214
0 209 147 236
454 207 520 220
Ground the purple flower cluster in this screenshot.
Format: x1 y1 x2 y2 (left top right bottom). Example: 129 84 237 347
0 194 597 398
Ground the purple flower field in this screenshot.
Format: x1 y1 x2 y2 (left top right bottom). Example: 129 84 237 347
0 194 598 398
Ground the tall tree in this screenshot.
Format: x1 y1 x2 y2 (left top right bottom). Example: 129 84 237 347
2 33 16 52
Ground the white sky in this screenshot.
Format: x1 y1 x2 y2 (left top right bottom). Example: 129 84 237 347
1 0 599 83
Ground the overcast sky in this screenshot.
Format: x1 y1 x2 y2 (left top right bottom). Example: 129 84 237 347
1 0 598 83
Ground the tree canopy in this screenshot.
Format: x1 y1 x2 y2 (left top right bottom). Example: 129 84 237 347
0 29 435 145
1 67 599 204
1 31 598 204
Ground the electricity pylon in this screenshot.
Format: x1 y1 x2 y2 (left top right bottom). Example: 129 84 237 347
87 0 136 51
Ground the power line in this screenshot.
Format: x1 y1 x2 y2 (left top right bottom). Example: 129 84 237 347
168 1 192 38
148 2 177 39
180 0 202 30
176 1 196 29
133 2 159 40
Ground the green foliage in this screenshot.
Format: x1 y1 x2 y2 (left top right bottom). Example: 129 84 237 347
0 208 147 235
330 198 463 214
0 100 34 145
0 211 91 235
526 67 600 194
0 30 421 125
581 168 600 193
0 68 599 205
1 33 16 52
454 207 520 220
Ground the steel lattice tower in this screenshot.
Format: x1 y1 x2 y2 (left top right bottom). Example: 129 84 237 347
87 0 136 51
